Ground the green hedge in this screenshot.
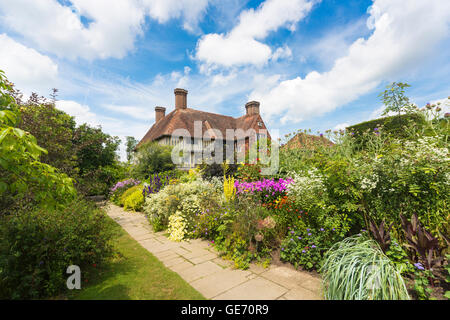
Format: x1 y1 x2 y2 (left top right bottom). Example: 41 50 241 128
347 113 425 138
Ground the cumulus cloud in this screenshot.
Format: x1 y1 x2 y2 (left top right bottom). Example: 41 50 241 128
56 100 100 126
195 0 316 68
251 0 450 123
142 0 209 32
0 0 210 60
0 34 58 95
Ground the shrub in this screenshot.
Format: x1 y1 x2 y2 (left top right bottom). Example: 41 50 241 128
119 184 143 207
235 163 262 181
212 195 276 269
109 178 140 204
144 180 213 231
132 141 175 180
0 199 115 299
321 235 410 300
122 186 145 211
200 162 238 179
280 227 344 271
142 170 180 197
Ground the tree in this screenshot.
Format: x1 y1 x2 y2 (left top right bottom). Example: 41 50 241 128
72 124 123 195
125 136 138 162
73 124 120 173
132 141 175 180
0 70 75 213
18 99 78 176
380 82 416 117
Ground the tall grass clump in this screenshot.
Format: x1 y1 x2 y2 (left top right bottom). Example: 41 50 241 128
321 235 410 300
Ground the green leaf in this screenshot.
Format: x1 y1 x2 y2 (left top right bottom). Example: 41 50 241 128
0 181 7 193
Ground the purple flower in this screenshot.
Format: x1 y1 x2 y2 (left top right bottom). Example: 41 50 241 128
302 250 306 253
311 245 316 248
414 262 425 271
297 236 302 240
320 228 324 231
308 233 312 236
290 231 294 234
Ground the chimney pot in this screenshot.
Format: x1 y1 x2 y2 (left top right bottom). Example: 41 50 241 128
174 88 188 109
155 106 166 122
245 101 260 116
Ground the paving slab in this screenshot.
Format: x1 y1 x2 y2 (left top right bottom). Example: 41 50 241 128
190 269 251 299
163 256 187 268
282 287 322 300
177 261 223 283
260 266 320 291
213 278 288 300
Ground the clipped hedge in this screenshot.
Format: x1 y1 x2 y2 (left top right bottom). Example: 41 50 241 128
347 113 425 138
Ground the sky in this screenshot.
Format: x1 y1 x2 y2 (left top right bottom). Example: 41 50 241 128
0 0 449 160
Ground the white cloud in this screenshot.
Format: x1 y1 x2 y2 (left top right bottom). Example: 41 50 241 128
251 0 450 123
195 0 315 68
271 46 293 62
0 34 58 95
142 0 209 32
101 104 155 121
0 0 210 60
56 100 99 126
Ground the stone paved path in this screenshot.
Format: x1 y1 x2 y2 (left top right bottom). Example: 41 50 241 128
106 203 323 300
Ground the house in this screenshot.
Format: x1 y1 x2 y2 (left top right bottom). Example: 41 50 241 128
137 88 270 169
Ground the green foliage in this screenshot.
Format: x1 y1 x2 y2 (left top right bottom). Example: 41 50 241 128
212 195 275 269
118 184 142 206
0 70 76 212
235 163 262 181
200 162 238 179
384 239 414 275
18 101 78 176
0 198 116 299
132 141 175 180
379 82 414 116
144 180 212 230
321 235 410 300
412 268 434 300
280 227 343 271
125 136 138 162
121 185 145 211
346 113 425 141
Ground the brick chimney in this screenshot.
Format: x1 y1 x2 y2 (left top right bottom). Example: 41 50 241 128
155 106 166 122
245 101 260 116
174 88 188 109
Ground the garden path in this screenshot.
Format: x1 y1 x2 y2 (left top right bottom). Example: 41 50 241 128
106 203 323 300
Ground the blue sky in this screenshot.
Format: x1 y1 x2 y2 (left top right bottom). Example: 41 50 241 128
0 0 449 159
